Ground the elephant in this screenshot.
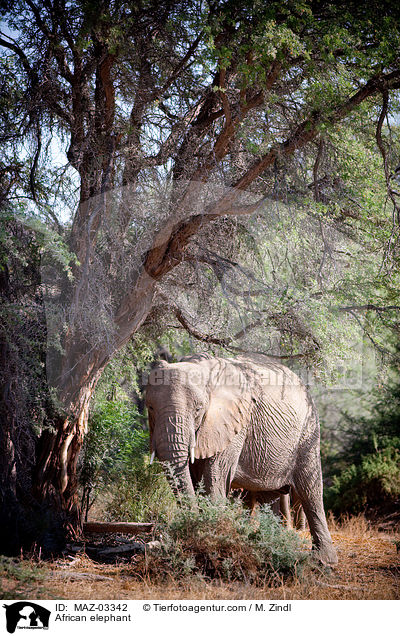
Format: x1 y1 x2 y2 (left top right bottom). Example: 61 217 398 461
238 487 307 530
145 353 337 565
287 488 307 530
261 489 307 531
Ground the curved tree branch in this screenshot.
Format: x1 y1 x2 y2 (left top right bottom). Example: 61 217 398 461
142 70 400 283
376 88 400 225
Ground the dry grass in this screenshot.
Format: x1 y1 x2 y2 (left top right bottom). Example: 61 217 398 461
2 517 399 600
327 511 371 535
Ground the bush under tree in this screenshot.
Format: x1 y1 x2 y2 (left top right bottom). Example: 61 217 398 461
134 496 310 585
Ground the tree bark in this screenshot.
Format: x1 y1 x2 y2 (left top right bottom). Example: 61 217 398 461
34 387 94 523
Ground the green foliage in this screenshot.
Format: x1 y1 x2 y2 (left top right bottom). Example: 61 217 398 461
0 211 57 432
135 496 309 584
80 398 175 523
81 399 142 489
326 447 400 515
102 467 176 525
337 367 400 464
324 356 400 516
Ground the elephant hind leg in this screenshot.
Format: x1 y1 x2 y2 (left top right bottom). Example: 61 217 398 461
292 488 307 530
242 490 283 519
293 454 337 566
250 492 259 517
279 493 293 529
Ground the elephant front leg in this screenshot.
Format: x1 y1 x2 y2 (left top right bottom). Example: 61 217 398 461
202 428 246 500
202 451 241 500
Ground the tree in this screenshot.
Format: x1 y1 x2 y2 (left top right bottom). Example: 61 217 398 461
1 0 400 551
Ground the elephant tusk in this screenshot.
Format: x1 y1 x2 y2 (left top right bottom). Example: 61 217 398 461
190 447 195 464
150 450 155 465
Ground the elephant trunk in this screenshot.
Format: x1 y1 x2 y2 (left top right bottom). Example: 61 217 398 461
153 415 196 498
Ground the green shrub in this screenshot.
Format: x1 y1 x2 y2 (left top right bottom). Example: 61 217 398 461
80 399 175 522
134 495 309 585
102 465 176 524
326 446 400 515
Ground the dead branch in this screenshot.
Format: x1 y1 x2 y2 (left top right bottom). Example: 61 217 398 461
83 522 154 534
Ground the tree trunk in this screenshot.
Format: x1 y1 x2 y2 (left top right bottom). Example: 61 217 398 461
0 347 71 554
0 262 107 556
34 387 94 527
0 383 96 554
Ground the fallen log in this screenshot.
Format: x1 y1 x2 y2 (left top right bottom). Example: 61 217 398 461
98 541 161 557
97 543 144 557
83 521 154 535
50 572 114 581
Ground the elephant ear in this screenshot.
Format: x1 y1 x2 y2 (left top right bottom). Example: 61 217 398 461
195 366 252 459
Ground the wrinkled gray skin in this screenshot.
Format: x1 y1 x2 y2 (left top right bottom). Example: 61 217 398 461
146 353 337 565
